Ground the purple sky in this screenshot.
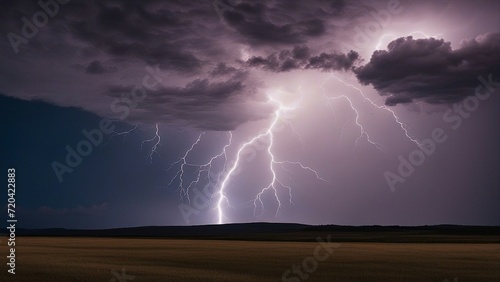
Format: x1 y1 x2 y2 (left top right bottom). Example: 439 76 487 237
0 0 499 228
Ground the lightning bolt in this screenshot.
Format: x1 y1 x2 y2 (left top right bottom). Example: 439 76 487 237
189 132 233 200
321 73 423 148
111 123 139 140
181 71 421 224
321 75 384 151
165 132 233 206
134 73 421 225
329 95 384 151
122 72 422 225
165 132 205 202
140 123 161 162
216 95 325 224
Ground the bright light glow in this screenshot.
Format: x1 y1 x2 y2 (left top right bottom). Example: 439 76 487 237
375 31 444 50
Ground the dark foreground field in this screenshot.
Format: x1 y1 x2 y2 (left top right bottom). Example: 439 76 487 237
1 237 499 281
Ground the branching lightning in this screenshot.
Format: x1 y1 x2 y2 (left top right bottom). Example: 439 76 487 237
111 123 139 140
321 75 385 150
321 73 423 149
124 66 423 225
162 132 233 208
140 123 161 162
165 132 205 201
134 73 422 224
215 95 325 224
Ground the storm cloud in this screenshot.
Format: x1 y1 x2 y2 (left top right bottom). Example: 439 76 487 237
106 72 272 131
354 32 500 106
245 45 360 72
1 0 497 130
0 0 365 131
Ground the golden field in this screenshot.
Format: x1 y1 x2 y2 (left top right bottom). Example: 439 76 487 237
0 237 499 281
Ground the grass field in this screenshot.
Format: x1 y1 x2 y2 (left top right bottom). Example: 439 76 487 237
1 237 499 281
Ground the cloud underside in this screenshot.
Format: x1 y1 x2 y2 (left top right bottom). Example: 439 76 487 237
245 45 360 72
107 76 273 131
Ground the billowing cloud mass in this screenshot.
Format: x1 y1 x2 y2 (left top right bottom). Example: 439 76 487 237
0 0 363 130
222 0 357 46
1 0 498 130
245 45 360 72
354 32 500 106
106 71 272 131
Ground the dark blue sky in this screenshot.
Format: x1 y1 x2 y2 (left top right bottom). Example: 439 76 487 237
1 95 184 228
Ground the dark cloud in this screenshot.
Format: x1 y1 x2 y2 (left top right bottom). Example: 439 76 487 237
210 63 238 76
0 0 360 72
306 50 360 71
220 0 365 46
106 74 271 131
354 32 500 106
0 0 367 130
225 9 326 45
67 3 203 73
85 60 111 74
292 45 310 60
0 0 208 72
246 45 360 72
